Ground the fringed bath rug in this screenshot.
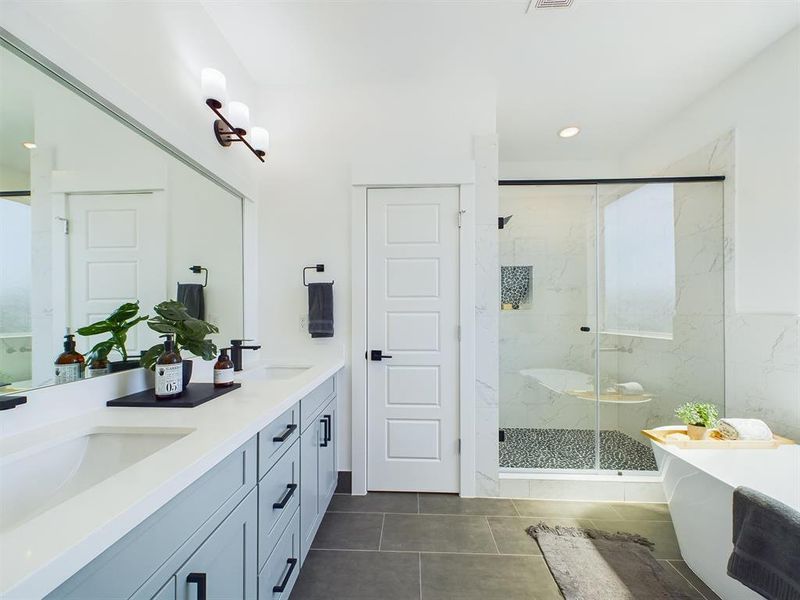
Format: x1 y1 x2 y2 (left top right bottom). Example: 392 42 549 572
527 523 700 600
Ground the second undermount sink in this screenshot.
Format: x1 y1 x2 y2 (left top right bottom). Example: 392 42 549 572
239 366 311 381
0 426 192 533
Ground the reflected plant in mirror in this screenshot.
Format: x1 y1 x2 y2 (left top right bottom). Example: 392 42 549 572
76 301 148 378
140 301 219 385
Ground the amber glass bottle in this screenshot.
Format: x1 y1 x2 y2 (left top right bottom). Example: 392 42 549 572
155 334 183 400
213 348 235 388
55 331 85 384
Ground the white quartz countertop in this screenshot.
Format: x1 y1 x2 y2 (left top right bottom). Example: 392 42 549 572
0 353 344 599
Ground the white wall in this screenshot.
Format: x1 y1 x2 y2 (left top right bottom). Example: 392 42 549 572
0 1 261 200
257 80 496 471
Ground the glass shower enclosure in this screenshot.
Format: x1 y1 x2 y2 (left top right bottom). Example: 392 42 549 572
498 179 725 474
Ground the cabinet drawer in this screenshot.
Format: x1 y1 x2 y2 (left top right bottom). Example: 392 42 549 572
258 439 300 570
300 376 335 432
258 403 299 478
258 509 300 600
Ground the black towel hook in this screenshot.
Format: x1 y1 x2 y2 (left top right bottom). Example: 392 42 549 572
303 264 333 286
189 265 208 288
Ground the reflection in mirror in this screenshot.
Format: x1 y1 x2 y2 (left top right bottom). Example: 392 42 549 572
0 44 244 395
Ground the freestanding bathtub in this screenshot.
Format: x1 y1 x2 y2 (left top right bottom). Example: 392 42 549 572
651 428 800 600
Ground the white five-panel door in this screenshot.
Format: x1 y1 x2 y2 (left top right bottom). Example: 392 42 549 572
366 186 460 492
67 192 166 354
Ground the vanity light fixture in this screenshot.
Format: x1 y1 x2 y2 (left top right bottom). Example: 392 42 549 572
22 142 36 149
201 67 268 163
558 126 581 138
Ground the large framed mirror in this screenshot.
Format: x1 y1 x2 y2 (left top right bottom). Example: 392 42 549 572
0 38 244 395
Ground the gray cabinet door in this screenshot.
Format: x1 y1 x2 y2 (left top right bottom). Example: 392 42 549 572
150 577 176 600
299 418 321 562
319 400 337 503
175 490 258 600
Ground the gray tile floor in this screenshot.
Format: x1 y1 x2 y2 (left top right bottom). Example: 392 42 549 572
290 493 722 600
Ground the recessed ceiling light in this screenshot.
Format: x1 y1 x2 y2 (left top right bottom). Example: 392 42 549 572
558 126 580 139
22 142 36 149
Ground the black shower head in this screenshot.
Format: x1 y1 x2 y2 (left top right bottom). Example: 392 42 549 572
498 215 513 229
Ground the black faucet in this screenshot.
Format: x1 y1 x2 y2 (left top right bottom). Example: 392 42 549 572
230 339 261 372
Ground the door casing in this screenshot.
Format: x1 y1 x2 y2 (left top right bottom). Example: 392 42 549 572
351 161 476 497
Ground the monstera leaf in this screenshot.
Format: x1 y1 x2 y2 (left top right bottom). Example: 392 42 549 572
140 301 219 370
77 301 148 362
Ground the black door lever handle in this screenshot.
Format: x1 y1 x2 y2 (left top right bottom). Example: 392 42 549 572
370 350 393 361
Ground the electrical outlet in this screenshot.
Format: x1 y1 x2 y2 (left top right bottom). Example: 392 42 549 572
299 314 307 331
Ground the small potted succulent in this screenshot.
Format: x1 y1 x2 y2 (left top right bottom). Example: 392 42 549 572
77 301 149 377
140 300 219 387
675 402 719 440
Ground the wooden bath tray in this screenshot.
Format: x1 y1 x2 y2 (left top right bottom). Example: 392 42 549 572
642 427 795 449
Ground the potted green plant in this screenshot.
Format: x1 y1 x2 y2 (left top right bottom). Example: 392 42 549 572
140 300 219 387
77 301 149 377
675 402 719 440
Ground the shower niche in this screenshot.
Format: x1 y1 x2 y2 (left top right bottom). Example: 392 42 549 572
498 179 726 475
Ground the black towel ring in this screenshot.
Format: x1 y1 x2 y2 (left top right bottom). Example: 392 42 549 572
188 265 208 288
303 264 334 286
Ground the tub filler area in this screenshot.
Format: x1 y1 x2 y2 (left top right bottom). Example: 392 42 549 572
651 431 800 600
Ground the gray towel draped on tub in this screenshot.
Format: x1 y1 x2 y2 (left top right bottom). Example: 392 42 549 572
727 486 800 600
308 282 334 338
177 283 205 320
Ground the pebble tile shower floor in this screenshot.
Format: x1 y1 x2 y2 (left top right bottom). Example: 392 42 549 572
499 428 658 471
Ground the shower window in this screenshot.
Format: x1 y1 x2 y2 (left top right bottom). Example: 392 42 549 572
601 183 675 339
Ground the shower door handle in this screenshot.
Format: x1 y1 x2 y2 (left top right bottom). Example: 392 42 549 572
580 326 591 332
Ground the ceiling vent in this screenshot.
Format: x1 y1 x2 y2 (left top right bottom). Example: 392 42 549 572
535 0 574 7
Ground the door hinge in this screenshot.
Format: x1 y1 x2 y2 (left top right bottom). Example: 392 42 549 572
457 325 461 342
457 209 466 228
458 438 462 454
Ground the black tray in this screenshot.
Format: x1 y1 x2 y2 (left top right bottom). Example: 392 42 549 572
107 383 241 408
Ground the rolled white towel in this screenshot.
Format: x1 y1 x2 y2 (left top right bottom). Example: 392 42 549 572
717 418 773 441
615 382 644 395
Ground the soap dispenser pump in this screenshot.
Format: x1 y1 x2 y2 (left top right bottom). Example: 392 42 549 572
214 348 234 388
155 334 183 400
55 329 85 384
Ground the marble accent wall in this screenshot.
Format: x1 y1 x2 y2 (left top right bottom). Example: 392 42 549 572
474 134 500 496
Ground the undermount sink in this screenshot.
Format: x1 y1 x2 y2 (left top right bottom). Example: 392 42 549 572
239 366 311 381
0 426 192 533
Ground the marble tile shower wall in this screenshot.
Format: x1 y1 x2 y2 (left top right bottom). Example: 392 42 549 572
499 187 603 432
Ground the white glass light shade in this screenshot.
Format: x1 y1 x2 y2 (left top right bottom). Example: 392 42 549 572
201 68 226 107
228 101 250 134
250 127 269 155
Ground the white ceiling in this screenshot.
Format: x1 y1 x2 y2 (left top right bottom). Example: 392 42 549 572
184 2 797 162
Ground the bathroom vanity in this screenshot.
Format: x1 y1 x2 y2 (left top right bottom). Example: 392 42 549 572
0 357 343 600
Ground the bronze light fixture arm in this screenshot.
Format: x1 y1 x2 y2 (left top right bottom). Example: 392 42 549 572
206 99 266 162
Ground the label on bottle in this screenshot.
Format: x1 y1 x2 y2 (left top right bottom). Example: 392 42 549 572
214 367 234 385
86 366 110 378
155 363 183 397
55 363 81 384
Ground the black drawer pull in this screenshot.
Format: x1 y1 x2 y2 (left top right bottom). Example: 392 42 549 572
320 416 329 447
273 483 298 509
272 423 298 442
324 414 332 442
187 572 207 600
273 557 298 593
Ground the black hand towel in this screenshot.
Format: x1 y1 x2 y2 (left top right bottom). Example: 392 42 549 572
727 486 800 600
308 282 334 338
177 283 205 320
